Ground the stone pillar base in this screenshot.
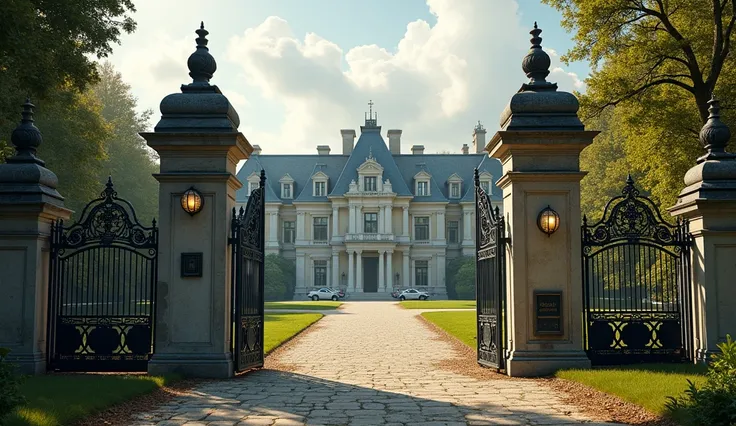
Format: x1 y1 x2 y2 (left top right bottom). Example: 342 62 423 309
7 351 46 375
148 353 233 379
505 350 591 377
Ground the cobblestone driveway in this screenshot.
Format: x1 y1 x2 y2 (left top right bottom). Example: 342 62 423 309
135 302 624 426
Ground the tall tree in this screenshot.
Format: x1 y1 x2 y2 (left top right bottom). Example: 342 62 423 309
91 62 159 224
544 0 736 208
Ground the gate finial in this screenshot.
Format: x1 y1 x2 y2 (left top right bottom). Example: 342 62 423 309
474 168 479 186
522 22 552 87
187 21 217 85
9 98 45 166
698 95 735 162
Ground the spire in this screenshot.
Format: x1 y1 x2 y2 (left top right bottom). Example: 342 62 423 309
521 22 555 91
187 21 217 85
9 98 45 165
698 95 734 162
364 99 378 128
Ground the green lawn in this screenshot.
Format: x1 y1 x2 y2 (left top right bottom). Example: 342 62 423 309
4 313 323 426
421 310 476 347
265 301 342 310
3 374 178 426
264 312 323 354
401 300 476 309
556 364 707 416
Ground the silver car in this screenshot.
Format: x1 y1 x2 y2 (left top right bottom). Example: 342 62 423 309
398 289 429 301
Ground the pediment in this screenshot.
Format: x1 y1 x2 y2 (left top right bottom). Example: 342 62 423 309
312 171 329 181
357 159 384 174
478 171 493 181
414 170 432 180
279 173 295 183
247 171 261 182
447 173 463 183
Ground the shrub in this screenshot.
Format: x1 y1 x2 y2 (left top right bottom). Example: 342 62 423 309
267 254 296 299
446 256 474 300
0 347 26 419
454 262 476 299
264 258 286 301
666 334 736 426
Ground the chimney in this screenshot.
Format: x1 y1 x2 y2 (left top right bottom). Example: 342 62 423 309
252 144 262 155
461 144 469 155
472 121 487 153
411 145 425 155
341 129 356 155
387 129 402 154
317 145 331 155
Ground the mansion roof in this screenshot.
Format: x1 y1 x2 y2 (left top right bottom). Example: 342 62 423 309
235 125 502 205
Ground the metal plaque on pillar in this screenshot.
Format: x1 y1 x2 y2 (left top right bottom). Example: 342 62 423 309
534 291 563 336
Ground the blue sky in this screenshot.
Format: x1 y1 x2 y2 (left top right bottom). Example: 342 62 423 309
109 0 589 156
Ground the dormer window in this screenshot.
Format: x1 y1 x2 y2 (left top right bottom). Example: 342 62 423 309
478 171 493 196
279 173 295 199
364 176 377 192
413 170 432 197
311 171 329 197
417 181 429 196
246 172 260 195
447 173 463 199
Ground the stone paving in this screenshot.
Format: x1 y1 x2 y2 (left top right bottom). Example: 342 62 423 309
134 302 625 426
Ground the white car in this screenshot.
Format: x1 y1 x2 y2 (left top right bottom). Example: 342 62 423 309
398 289 429 301
307 287 340 301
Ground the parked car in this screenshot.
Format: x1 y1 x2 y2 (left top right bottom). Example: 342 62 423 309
329 288 346 298
306 287 340 301
398 289 430 301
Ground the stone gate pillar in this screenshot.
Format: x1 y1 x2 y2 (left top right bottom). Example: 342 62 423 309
669 96 736 363
0 99 71 374
143 23 252 378
486 24 595 377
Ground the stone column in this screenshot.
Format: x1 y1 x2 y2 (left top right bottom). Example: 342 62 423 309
437 253 446 298
0 99 72 375
462 211 471 242
357 206 363 233
386 206 393 234
332 206 339 238
402 251 410 287
378 206 385 234
437 211 445 242
349 205 356 234
669 96 736 363
347 250 355 291
143 24 251 378
386 250 393 291
296 211 305 242
402 206 409 236
296 253 306 293
332 251 340 288
266 210 279 252
486 24 594 377
355 250 363 291
378 250 385 291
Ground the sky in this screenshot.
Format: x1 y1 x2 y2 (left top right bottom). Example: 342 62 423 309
108 0 589 157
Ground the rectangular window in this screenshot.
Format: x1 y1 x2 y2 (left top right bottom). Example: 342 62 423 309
415 260 428 286
314 260 327 288
414 216 429 241
481 181 490 194
417 181 428 196
313 217 328 241
447 220 459 243
364 212 378 233
283 221 295 243
282 183 292 199
364 176 377 192
249 182 257 194
314 181 326 196
450 182 460 198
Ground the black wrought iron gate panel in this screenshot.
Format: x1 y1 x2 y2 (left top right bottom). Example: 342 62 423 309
47 178 158 372
230 170 265 373
582 176 692 365
475 170 506 370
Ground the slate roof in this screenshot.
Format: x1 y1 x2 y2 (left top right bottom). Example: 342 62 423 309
235 126 502 204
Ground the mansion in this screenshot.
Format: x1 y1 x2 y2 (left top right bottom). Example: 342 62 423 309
235 112 502 299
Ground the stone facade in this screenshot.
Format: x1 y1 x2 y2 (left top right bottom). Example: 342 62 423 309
236 117 501 299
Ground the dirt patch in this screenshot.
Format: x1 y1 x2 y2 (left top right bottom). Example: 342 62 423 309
75 378 205 426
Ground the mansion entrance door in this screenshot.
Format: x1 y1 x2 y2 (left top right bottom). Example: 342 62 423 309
363 257 378 292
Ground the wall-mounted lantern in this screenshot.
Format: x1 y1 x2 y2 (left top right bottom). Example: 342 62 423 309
395 272 400 285
180 187 204 216
537 205 560 237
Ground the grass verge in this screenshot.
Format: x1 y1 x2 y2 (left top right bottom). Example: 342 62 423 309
3 374 179 426
264 312 323 354
556 364 707 416
265 301 341 310
421 310 476 347
401 300 476 309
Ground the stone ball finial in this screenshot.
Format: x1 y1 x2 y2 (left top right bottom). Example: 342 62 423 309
10 97 44 164
521 22 551 85
699 95 731 158
187 21 217 85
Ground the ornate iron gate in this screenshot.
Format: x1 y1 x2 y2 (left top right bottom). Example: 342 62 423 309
474 170 506 370
47 178 158 372
230 170 266 373
582 176 692 365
